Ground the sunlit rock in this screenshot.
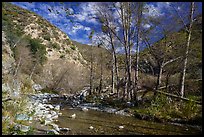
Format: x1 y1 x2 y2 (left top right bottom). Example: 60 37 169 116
71 113 76 119
82 107 88 112
16 114 29 121
32 84 43 91
54 105 60 111
60 127 70 132
89 126 94 130
119 126 124 129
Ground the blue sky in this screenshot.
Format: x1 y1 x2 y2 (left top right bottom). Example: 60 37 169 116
11 2 202 52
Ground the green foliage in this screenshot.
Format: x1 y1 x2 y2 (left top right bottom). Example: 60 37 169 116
41 87 58 94
133 93 201 122
60 54 65 58
65 49 70 54
51 42 60 50
70 45 76 50
27 38 47 64
89 30 95 39
43 34 51 41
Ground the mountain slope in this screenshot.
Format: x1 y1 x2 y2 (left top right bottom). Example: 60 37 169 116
2 2 90 93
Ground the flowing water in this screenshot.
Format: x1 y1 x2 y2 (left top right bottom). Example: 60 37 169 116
56 105 201 135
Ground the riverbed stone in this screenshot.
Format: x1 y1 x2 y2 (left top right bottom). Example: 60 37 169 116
16 114 29 121
32 84 43 91
47 129 59 135
60 127 70 132
51 123 60 131
54 105 60 111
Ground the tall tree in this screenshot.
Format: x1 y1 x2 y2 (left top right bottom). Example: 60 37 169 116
133 2 144 102
89 30 95 95
178 2 195 97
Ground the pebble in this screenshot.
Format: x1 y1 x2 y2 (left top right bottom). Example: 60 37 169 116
71 113 76 119
82 107 88 112
54 105 60 111
60 127 70 132
119 126 124 129
89 126 94 130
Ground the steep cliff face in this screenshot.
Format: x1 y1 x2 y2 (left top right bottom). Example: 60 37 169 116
2 2 89 93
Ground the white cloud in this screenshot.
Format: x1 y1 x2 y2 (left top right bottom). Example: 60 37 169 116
144 2 171 18
73 2 99 24
144 4 163 17
143 24 151 29
84 27 91 31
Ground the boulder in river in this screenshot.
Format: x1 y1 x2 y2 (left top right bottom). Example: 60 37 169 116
119 125 124 129
16 114 29 121
54 105 60 111
32 84 43 91
60 127 70 132
71 113 76 119
89 126 94 130
47 129 59 135
82 107 88 112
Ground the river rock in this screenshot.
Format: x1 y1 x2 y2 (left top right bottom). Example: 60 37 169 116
52 114 58 120
44 118 52 125
103 108 117 113
60 127 70 132
20 125 30 132
51 123 60 131
82 107 88 112
43 99 48 103
32 84 43 91
46 104 54 109
47 129 59 135
50 110 57 116
119 125 124 129
54 105 60 111
71 113 76 119
89 126 94 130
16 114 29 121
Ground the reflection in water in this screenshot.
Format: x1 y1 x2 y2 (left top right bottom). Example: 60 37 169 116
56 107 201 135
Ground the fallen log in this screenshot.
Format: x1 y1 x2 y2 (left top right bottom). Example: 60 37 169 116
136 86 202 105
154 89 202 105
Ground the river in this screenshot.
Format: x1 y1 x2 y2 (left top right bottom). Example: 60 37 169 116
54 105 201 135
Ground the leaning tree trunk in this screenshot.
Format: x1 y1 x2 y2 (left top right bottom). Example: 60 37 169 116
179 2 194 98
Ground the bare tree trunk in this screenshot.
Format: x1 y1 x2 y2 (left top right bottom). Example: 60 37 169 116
111 50 115 93
156 63 163 90
14 56 22 78
99 50 103 94
134 34 140 102
165 73 170 92
29 61 37 79
179 2 194 98
90 44 94 95
115 57 119 98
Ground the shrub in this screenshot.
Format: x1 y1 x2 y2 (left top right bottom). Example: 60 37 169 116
70 45 76 50
43 34 50 41
60 54 65 58
27 38 47 64
51 43 60 50
65 49 70 54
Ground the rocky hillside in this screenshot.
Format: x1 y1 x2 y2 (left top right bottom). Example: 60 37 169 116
2 2 86 64
2 2 90 93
